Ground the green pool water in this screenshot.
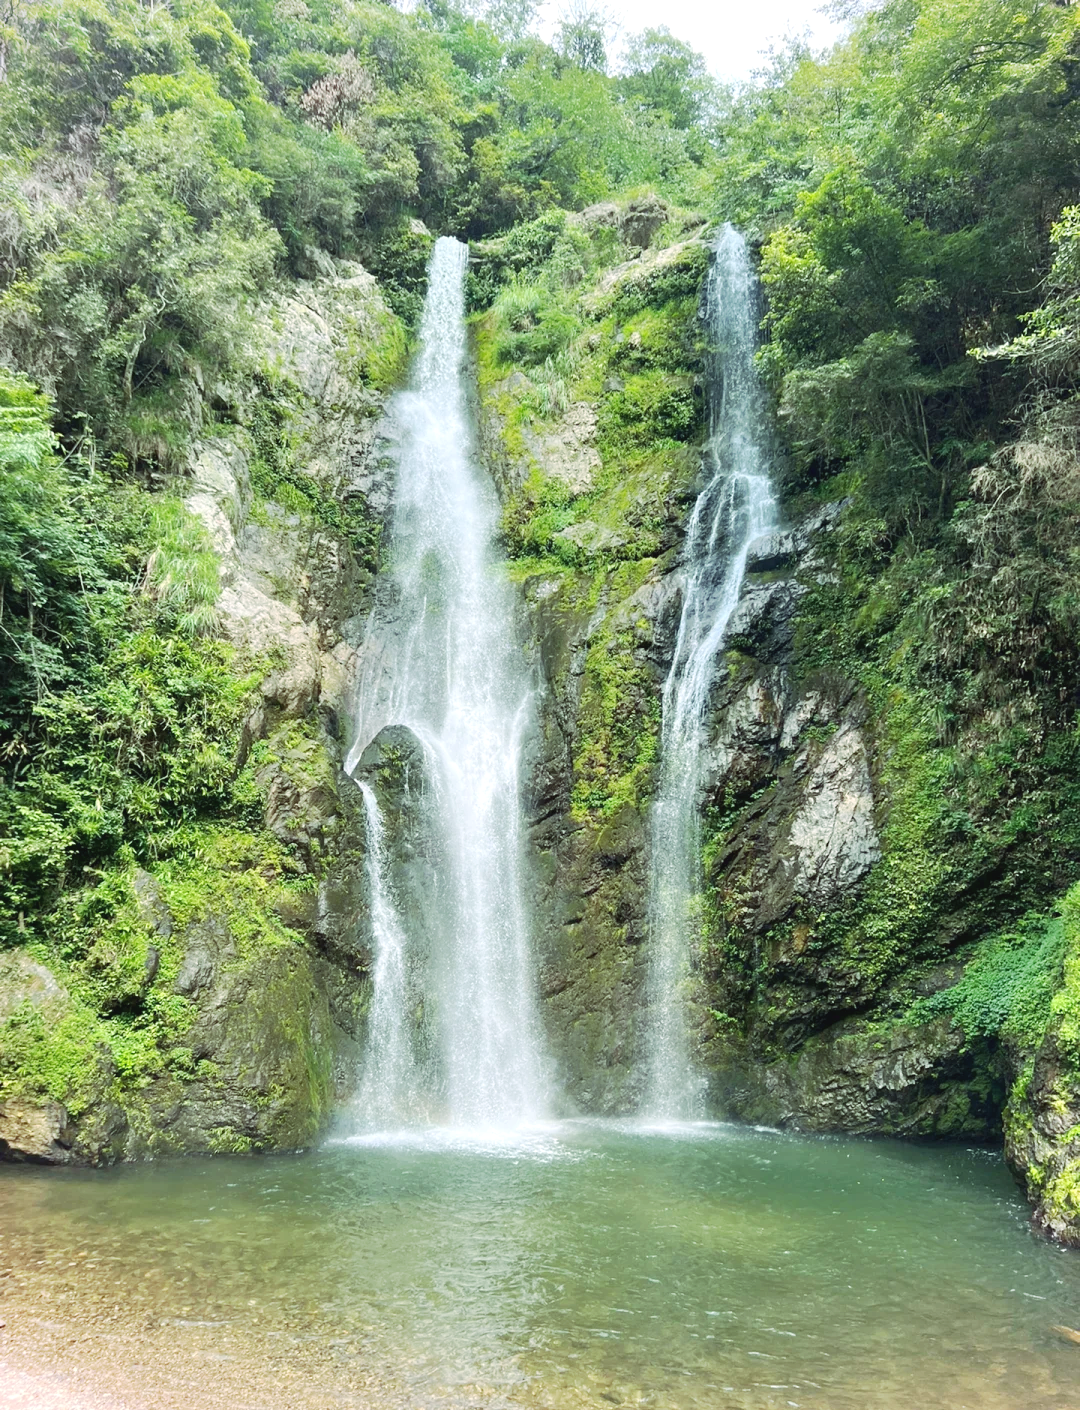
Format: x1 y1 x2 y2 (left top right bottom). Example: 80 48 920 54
3 1121 1080 1409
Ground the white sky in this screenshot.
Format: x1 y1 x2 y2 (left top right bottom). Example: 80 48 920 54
536 0 848 84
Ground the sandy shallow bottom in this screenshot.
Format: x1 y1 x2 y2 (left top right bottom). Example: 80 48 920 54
0 1281 499 1410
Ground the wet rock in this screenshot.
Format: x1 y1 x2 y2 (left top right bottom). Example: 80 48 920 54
356 723 427 793
0 1099 74 1163
745 529 796 573
256 725 345 865
521 403 600 495
719 1012 998 1139
724 575 805 652
787 721 880 904
149 943 339 1155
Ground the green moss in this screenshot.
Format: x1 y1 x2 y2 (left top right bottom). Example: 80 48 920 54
0 820 317 1137
1051 883 1080 1064
570 561 661 821
609 298 703 375
150 829 310 961
1041 1157 1080 1226
1 1002 117 1118
340 304 409 392
844 681 956 984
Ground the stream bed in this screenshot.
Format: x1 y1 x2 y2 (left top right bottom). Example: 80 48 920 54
2 1122 1079 1410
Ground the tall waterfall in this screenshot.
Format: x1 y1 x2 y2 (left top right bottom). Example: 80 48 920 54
642 225 778 1119
348 237 546 1130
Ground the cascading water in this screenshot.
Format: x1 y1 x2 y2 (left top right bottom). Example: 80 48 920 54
348 236 546 1131
642 224 778 1119
353 781 424 1126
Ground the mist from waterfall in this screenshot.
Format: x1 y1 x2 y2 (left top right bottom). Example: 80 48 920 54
347 237 546 1131
642 225 778 1119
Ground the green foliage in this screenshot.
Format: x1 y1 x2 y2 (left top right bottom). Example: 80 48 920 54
601 370 698 446
0 0 716 472
620 27 719 135
363 219 435 326
915 913 1067 1051
468 209 577 309
0 372 277 948
0 371 93 732
716 0 1080 555
142 499 222 636
491 282 581 366
555 1 610 74
0 0 282 460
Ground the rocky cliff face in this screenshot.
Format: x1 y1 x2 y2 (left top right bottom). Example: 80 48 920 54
0 255 404 1162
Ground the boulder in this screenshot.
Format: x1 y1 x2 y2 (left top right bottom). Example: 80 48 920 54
0 1099 73 1163
0 949 69 1023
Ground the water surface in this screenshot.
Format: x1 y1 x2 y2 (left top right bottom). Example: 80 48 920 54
2 1124 1079 1409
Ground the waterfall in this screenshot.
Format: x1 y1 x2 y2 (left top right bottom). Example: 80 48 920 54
642 225 778 1119
348 237 546 1130
353 781 425 1126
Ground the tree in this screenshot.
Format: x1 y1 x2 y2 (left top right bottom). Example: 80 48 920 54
555 0 612 72
620 26 717 131
476 0 541 43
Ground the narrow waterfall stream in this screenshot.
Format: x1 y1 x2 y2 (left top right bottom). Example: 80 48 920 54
353 781 424 1125
347 237 546 1131
643 225 778 1118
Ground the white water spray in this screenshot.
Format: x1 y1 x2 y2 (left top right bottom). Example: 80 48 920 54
642 225 778 1118
353 781 425 1125
349 237 546 1130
